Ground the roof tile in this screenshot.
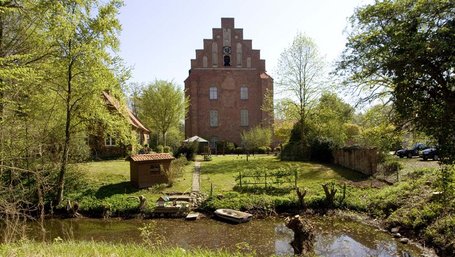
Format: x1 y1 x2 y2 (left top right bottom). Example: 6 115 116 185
128 153 175 162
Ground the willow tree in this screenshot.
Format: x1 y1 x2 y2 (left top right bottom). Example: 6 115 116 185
276 33 326 160
137 80 189 147
41 0 125 205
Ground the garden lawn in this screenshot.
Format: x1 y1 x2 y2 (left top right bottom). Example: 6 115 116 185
200 154 368 194
63 159 194 215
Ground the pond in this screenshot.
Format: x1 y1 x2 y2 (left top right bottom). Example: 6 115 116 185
26 215 435 257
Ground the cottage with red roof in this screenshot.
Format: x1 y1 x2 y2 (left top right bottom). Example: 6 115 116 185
88 91 150 159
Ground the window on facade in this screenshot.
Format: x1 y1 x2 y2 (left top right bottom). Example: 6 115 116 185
210 110 219 127
240 86 248 100
149 164 161 173
240 109 249 127
105 135 116 146
224 55 231 66
209 87 218 100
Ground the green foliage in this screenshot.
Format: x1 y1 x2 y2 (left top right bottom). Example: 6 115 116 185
380 159 403 174
310 92 354 147
280 121 310 161
139 222 166 247
338 0 455 163
135 80 189 147
0 241 249 257
240 126 272 153
174 142 198 161
156 145 164 153
356 105 402 152
424 215 455 256
235 166 297 192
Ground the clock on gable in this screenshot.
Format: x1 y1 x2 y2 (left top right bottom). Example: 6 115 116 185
223 46 232 55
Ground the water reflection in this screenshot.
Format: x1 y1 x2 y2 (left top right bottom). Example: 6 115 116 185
24 216 431 257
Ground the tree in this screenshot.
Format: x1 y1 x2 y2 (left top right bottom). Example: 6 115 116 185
276 33 326 159
137 80 189 147
337 0 455 163
241 126 272 161
354 105 402 153
310 92 354 146
42 0 125 205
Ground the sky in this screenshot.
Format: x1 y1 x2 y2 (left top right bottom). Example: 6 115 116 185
118 0 372 89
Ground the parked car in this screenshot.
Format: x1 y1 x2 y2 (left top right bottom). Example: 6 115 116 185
395 143 428 158
420 147 439 161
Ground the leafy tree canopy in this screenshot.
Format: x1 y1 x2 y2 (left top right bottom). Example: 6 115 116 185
136 80 188 147
338 0 455 163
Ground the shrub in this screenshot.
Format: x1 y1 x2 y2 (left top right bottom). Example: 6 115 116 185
174 142 198 161
156 145 164 153
163 146 171 153
234 147 244 155
380 159 403 174
424 215 455 256
256 146 267 154
226 142 236 153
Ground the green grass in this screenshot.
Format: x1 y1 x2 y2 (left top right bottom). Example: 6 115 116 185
200 154 368 194
63 158 194 215
0 241 250 257
199 154 371 211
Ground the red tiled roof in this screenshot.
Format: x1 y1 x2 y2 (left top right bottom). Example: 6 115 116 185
127 153 175 162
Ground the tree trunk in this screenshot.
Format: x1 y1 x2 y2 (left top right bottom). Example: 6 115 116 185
57 45 73 206
285 215 315 255
322 183 337 208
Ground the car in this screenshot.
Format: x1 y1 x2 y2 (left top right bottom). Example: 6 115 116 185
395 143 428 158
420 147 439 161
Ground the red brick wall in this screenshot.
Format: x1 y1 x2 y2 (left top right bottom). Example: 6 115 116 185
185 18 273 146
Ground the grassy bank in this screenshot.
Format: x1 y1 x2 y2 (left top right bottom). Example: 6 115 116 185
62 158 194 217
59 154 453 255
0 241 249 257
198 155 454 256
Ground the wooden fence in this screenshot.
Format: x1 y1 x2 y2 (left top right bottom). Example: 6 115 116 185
236 167 297 189
333 147 378 175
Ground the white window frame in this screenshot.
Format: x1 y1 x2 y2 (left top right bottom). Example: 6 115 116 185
209 87 218 100
240 109 249 127
209 110 218 127
240 86 248 100
105 135 116 146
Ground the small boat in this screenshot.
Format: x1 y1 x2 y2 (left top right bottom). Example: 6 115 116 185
214 209 253 223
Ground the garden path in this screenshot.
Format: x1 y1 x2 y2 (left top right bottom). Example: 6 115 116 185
192 161 201 192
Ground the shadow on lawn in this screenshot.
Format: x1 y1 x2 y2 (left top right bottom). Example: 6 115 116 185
323 163 369 182
95 182 140 199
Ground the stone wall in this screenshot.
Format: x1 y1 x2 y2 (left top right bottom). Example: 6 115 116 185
333 147 378 175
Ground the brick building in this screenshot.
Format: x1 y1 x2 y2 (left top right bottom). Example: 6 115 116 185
184 18 273 147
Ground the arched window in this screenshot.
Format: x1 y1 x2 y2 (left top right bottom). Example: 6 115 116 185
202 56 208 67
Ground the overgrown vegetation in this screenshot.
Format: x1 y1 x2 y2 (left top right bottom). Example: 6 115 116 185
0 241 250 257
200 155 454 255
